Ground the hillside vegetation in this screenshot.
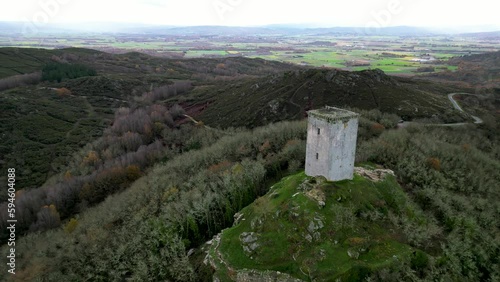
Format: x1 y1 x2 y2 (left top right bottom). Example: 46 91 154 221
424 50 500 90
1 113 498 281
0 47 297 190
1 119 309 281
0 47 497 281
191 68 469 128
0 47 100 78
0 47 469 191
208 118 499 282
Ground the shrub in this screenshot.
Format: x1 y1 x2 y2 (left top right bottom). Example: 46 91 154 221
30 205 61 232
370 123 385 136
126 165 142 181
427 157 441 171
410 250 429 271
82 151 100 166
170 104 186 119
56 87 72 96
64 218 78 234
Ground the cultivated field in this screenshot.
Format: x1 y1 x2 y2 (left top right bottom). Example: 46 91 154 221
2 32 497 74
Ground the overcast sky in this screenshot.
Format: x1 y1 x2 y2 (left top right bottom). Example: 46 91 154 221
1 0 499 28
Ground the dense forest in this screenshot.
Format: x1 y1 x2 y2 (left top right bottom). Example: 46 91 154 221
1 107 498 281
0 47 498 281
41 62 97 82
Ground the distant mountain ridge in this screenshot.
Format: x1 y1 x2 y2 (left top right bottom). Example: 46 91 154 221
1 21 498 36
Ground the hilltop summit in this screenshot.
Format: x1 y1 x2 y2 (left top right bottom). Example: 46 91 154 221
206 169 428 281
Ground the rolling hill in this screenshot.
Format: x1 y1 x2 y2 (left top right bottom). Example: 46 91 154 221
0 47 470 191
0 47 298 190
190 68 467 128
423 50 500 90
208 170 425 281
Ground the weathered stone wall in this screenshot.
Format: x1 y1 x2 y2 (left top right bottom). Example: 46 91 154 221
305 115 358 181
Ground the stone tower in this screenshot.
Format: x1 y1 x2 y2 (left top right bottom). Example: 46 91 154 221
305 106 359 181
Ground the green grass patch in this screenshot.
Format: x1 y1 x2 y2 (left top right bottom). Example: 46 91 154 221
212 171 418 280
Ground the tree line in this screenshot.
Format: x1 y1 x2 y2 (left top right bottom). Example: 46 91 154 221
0 72 41 91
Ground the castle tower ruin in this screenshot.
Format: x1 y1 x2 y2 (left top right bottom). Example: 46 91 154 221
305 106 359 181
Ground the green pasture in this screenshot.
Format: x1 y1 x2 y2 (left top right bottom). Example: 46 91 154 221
1 34 491 75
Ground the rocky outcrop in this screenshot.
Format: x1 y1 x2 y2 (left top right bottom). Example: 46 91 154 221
240 232 261 255
354 167 395 182
298 176 327 208
236 269 304 282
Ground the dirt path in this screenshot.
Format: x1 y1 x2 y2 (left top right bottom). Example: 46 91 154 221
289 81 309 117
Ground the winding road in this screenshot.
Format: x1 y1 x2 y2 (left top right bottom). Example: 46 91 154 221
447 93 483 124
399 93 484 128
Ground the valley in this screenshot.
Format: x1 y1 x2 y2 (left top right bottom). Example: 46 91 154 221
2 26 499 75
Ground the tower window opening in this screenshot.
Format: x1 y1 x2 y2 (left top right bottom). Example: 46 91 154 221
316 153 319 160
317 128 320 135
